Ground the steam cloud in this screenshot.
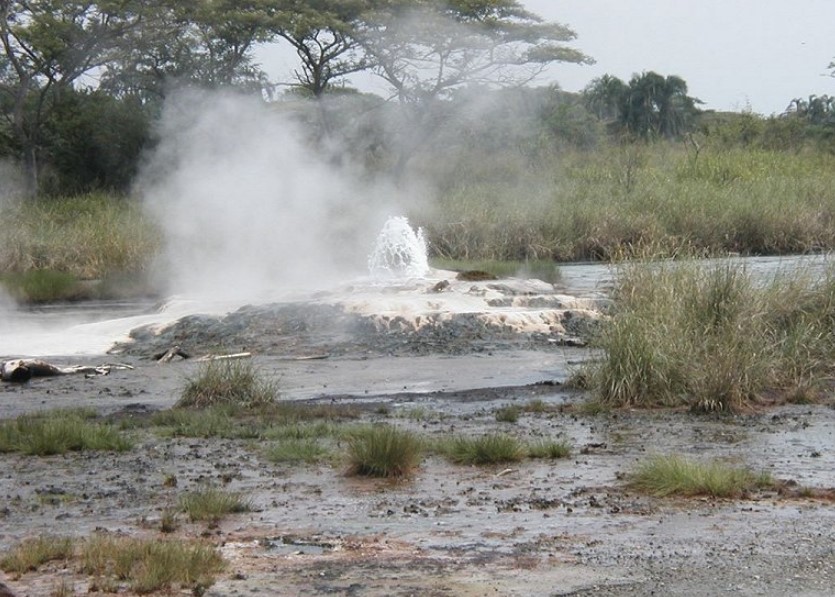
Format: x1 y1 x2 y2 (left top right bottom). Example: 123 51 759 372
139 90 403 302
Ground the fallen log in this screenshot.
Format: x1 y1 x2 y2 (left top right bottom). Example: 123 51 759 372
1 359 134 383
154 345 191 364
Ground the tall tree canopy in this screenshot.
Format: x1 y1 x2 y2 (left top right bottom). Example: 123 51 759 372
0 0 594 193
584 71 700 139
0 0 146 192
271 0 372 98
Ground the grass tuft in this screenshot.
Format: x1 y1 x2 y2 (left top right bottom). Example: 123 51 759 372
264 438 332 464
345 425 423 478
495 405 521 423
628 454 773 498
178 487 252 524
526 439 572 459
178 360 277 409
439 433 525 465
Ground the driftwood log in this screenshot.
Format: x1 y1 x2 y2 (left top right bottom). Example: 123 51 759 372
0 359 134 383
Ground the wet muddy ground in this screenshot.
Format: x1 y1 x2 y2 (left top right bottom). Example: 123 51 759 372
2 270 835 595
2 349 835 596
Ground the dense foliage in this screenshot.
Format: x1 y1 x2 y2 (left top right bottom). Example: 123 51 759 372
0 0 592 194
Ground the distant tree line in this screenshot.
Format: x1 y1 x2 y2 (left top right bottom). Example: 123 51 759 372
1 1 832 197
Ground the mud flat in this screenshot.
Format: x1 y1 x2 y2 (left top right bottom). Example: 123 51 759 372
1 275 835 595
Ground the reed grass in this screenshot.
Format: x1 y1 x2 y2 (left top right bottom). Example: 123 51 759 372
585 258 835 411
0 193 159 279
3 145 835 281
628 454 773 498
421 145 835 262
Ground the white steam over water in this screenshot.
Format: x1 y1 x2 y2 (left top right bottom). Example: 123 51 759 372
141 90 399 302
0 90 418 357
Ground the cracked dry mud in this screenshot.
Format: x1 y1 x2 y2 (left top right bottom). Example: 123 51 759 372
2 285 835 596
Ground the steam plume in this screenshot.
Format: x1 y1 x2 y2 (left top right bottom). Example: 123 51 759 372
139 89 400 302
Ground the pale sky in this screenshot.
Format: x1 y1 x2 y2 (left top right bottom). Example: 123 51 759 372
526 0 835 115
259 1 835 116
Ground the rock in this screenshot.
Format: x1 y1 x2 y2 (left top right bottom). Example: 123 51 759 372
0 581 17 597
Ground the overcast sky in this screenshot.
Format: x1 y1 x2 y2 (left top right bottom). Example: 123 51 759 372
259 1 835 116
526 0 835 115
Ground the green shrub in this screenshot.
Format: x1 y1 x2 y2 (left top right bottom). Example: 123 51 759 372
495 405 521 423
0 269 81 302
264 438 331 464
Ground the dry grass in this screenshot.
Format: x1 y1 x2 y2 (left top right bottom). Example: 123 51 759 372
0 535 73 576
80 535 224 594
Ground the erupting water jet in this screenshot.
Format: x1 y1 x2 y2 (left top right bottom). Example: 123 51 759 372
367 216 429 280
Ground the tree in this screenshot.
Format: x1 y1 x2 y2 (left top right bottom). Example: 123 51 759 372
101 0 274 103
583 71 700 139
583 74 627 121
0 0 146 193
784 94 835 125
271 0 372 98
352 0 593 177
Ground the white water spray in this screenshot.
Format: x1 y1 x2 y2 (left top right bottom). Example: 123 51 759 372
368 216 429 279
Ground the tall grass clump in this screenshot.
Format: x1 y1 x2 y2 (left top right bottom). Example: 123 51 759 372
586 258 835 412
0 193 159 280
81 535 224 594
178 360 277 409
628 454 772 498
345 425 423 478
0 410 132 455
